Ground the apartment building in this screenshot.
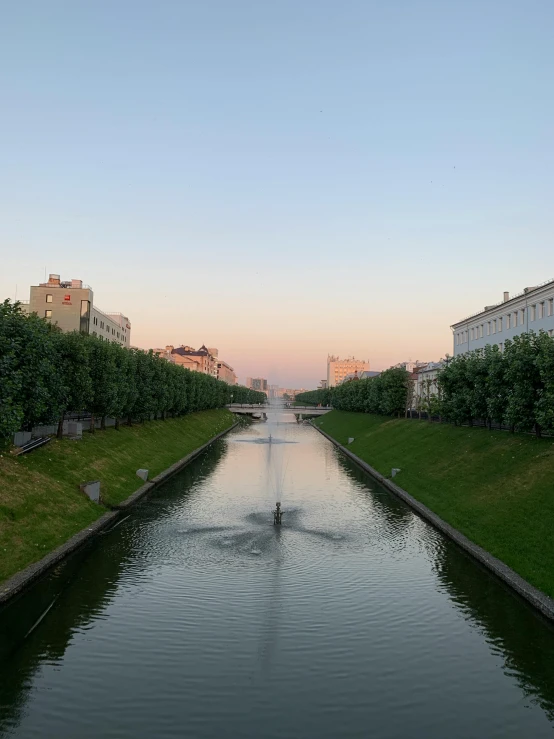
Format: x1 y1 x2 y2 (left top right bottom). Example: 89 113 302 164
451 281 554 356
27 273 131 346
246 378 268 392
326 355 370 387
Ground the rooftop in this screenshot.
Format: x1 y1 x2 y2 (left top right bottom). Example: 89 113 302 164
451 278 554 328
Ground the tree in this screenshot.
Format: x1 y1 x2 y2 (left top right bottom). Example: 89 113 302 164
504 333 544 437
53 331 93 438
88 338 119 432
0 300 63 442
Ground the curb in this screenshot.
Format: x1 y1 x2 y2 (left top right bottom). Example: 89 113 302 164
0 420 239 606
313 423 554 623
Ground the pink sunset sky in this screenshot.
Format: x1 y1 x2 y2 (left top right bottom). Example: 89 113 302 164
2 3 553 388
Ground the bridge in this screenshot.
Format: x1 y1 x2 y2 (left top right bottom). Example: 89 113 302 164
226 404 332 416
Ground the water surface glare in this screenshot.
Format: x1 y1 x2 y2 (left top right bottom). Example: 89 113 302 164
2 414 554 738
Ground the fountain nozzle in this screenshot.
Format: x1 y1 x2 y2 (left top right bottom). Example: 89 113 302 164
273 501 282 525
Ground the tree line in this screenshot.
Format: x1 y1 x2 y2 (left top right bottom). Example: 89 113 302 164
296 367 410 416
438 332 554 437
0 300 265 443
298 331 554 438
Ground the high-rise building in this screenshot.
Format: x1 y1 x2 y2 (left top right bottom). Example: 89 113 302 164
246 377 268 392
27 273 131 347
326 355 370 387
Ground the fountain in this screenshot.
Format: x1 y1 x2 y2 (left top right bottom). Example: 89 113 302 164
273 502 283 525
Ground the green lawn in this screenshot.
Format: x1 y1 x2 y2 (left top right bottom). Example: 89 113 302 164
315 411 554 598
0 409 234 583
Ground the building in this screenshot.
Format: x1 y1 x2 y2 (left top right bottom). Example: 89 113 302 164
326 355 370 387
27 273 131 346
451 282 554 356
247 378 268 393
170 345 217 375
217 360 237 385
413 361 445 410
360 370 380 380
391 360 428 373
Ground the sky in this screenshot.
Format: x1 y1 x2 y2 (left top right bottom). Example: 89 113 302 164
1 1 553 388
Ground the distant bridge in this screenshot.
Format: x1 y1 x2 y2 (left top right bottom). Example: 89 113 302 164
226 404 332 416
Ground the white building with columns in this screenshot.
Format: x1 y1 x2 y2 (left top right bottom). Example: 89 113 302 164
451 280 554 356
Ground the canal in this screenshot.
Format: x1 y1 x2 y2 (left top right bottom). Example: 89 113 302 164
2 412 554 738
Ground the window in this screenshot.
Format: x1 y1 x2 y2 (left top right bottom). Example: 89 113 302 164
45 309 52 318
470 328 474 340
486 322 490 336
506 313 511 329
492 320 496 334
530 305 536 321
46 294 53 303
548 299 554 317
112 328 115 335
521 308 525 324
513 312 518 327
539 302 544 319
499 343 503 352
550 330 554 337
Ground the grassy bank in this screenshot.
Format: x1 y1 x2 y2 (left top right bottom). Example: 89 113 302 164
314 411 554 598
0 409 234 583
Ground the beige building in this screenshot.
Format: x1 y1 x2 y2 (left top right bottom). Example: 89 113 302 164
217 360 237 385
327 355 370 387
27 273 131 346
170 345 217 376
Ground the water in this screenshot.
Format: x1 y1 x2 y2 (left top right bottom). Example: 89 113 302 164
2 412 554 738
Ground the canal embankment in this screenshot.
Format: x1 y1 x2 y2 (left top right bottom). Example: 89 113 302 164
0 409 236 589
314 411 554 602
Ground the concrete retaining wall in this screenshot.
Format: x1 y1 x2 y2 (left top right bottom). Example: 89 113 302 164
313 423 554 623
0 421 239 606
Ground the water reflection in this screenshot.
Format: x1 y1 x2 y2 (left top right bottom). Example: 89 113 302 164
1 421 554 737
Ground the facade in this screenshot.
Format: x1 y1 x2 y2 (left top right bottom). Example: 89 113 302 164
247 378 268 393
413 361 445 410
451 282 554 356
326 355 370 387
28 273 131 346
217 360 237 385
170 345 217 375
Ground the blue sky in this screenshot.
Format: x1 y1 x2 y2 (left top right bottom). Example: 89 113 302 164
1 1 553 386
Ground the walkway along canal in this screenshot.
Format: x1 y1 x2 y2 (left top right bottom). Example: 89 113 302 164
2 410 554 738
